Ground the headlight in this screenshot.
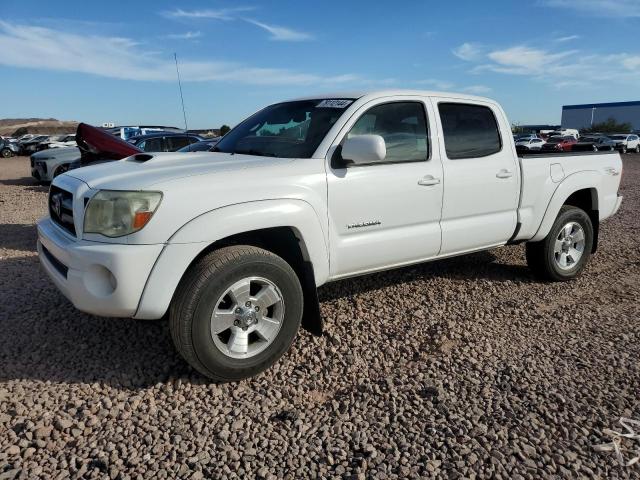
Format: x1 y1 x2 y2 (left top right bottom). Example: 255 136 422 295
84 190 162 237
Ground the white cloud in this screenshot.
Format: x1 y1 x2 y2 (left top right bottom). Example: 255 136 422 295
456 41 640 88
485 46 577 75
166 31 202 40
243 19 313 41
452 42 483 61
541 0 640 17
554 34 580 42
162 7 254 21
0 22 357 86
462 85 492 95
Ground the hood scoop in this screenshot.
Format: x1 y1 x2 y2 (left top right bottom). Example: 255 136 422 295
128 153 154 162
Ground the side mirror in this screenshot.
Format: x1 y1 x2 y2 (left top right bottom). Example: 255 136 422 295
341 134 386 165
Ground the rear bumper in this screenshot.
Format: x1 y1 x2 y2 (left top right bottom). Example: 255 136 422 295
37 217 164 317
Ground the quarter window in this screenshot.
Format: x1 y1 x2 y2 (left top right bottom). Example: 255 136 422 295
346 102 429 163
438 103 502 159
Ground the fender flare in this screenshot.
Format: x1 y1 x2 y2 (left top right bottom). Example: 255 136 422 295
134 199 329 320
530 171 600 242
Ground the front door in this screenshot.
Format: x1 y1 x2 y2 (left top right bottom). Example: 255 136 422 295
327 98 443 278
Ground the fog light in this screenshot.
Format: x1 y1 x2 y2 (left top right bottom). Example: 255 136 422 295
84 265 117 297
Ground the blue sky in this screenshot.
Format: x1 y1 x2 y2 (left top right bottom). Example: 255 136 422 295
2 0 640 128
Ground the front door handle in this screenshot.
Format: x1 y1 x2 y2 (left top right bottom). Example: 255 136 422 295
418 175 441 186
496 169 514 179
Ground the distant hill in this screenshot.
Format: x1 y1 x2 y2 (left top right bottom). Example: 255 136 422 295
0 118 79 137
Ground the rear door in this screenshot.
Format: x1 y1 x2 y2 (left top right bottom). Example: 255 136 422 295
433 99 520 255
327 97 443 277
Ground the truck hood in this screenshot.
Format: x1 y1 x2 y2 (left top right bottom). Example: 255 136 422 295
64 152 292 190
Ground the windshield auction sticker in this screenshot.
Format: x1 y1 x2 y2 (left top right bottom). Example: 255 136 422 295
316 99 353 108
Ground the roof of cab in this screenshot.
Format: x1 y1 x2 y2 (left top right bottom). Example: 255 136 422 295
287 89 494 103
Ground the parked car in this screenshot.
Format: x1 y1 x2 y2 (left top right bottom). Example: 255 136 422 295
30 146 81 182
177 139 220 152
1 138 21 158
515 137 545 151
36 90 623 381
608 134 640 154
66 130 204 173
546 129 579 139
19 135 50 155
128 131 203 152
573 135 617 152
37 134 77 151
541 136 577 152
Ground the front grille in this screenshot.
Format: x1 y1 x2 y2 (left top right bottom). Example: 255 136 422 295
49 185 76 236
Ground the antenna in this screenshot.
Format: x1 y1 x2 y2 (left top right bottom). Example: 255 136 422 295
174 52 189 132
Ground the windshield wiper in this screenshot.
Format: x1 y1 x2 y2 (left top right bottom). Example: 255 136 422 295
232 149 277 157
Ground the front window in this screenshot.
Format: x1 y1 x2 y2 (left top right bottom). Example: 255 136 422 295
214 99 354 158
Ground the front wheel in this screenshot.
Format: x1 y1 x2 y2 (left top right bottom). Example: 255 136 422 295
526 205 593 281
592 145 598 152
170 245 303 381
635 145 640 153
621 145 627 154
1 148 12 158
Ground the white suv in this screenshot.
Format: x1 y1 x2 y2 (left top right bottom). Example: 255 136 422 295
609 134 640 154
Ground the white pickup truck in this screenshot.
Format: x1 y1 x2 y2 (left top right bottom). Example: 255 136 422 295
37 90 623 381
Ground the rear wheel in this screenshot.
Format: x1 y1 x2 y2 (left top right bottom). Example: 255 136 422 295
1 148 12 158
526 205 593 282
170 245 303 381
621 145 627 154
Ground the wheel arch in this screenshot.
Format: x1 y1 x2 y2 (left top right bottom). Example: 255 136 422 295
530 171 600 251
134 199 329 334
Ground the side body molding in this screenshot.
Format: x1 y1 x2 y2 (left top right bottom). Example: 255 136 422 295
529 171 600 242
134 199 329 320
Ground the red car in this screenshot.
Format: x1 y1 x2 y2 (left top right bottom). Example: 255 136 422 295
541 135 577 152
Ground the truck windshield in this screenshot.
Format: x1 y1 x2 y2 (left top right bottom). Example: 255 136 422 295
213 99 355 158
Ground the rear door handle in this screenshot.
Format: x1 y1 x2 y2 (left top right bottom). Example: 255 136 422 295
496 169 514 179
418 175 441 186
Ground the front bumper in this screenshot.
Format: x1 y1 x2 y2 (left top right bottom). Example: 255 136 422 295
37 217 164 317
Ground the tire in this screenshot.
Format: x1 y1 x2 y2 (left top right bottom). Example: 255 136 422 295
170 245 303 381
526 205 593 282
635 145 640 153
53 164 69 178
1 148 11 158
592 145 598 152
621 145 627 154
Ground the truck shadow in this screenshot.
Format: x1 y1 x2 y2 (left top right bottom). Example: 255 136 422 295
0 248 534 387
318 250 535 302
0 224 39 252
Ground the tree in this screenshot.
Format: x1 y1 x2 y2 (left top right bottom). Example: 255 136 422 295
582 117 632 134
219 125 231 136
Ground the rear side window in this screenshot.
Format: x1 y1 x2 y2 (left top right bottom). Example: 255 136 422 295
166 136 193 151
347 102 429 163
139 137 164 152
438 103 502 159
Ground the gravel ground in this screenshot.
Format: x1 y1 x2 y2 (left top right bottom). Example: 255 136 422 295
1 155 638 479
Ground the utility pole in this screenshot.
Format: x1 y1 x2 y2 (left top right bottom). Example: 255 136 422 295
590 106 596 128
174 53 189 132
